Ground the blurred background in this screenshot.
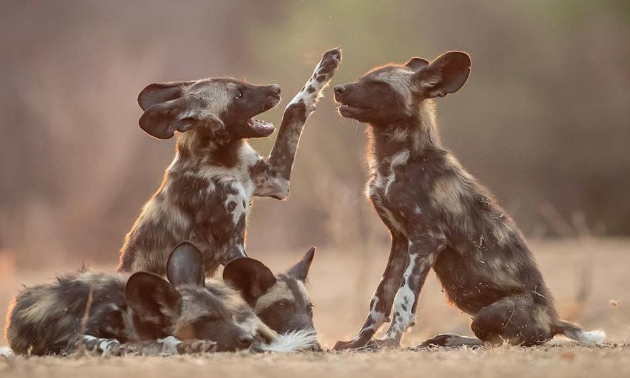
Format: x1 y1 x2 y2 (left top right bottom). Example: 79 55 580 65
1 0 629 346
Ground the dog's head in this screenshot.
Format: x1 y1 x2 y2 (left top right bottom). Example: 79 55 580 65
125 242 256 352
137 78 281 141
334 51 471 125
223 248 317 337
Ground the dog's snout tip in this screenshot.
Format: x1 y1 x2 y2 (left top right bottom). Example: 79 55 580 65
269 84 281 95
334 85 346 95
238 335 254 348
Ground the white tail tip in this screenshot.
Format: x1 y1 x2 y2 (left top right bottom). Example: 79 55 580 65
258 330 319 353
578 330 606 344
0 346 13 357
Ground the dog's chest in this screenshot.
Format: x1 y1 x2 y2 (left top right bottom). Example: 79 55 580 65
367 170 407 235
183 145 259 241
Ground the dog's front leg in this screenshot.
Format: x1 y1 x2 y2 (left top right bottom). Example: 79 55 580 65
333 232 409 350
253 47 342 200
76 335 216 356
369 235 445 349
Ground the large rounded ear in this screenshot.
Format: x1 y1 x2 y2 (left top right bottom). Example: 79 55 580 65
126 272 182 329
139 97 225 140
138 81 195 111
223 258 277 306
286 247 315 282
415 51 471 98
167 242 205 288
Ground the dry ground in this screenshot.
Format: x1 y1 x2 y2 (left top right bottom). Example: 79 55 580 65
1 238 629 377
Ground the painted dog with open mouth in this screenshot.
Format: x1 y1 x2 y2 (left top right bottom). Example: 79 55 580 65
118 48 341 276
5 243 319 356
332 51 604 349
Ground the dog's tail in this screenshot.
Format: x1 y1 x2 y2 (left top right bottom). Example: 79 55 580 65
258 330 320 353
554 320 605 345
0 346 12 357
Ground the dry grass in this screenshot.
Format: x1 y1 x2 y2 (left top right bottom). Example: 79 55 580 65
1 238 630 377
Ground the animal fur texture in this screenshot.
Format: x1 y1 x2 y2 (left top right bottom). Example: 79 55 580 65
332 51 604 349
118 48 342 277
4 243 320 356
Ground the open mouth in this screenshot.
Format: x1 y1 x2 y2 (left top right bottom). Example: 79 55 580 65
245 118 275 137
337 103 370 118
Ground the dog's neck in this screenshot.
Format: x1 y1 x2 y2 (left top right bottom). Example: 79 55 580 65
171 129 245 171
367 100 442 171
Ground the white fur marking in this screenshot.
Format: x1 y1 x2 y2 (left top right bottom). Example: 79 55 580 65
158 336 182 355
259 330 319 353
387 253 417 338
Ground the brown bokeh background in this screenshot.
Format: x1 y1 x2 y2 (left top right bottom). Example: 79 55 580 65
1 0 629 347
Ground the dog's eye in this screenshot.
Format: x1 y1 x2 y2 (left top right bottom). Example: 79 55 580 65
276 300 291 309
235 90 243 100
200 314 219 323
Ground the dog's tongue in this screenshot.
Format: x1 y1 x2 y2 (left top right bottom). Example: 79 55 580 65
246 118 275 137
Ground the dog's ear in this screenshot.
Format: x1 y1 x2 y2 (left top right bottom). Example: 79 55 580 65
138 96 224 140
167 242 205 288
404 57 430 72
138 81 195 111
414 51 471 98
286 247 315 282
126 272 182 329
223 258 277 306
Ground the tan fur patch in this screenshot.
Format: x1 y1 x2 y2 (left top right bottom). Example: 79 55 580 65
19 288 61 324
254 281 294 313
431 176 468 217
373 68 415 99
534 306 552 333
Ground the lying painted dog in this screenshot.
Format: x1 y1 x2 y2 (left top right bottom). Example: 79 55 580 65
5 243 319 355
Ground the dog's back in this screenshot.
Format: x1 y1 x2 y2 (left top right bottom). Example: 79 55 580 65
6 270 127 355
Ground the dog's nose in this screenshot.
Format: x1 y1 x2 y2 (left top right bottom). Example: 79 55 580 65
238 334 253 348
269 84 281 95
334 85 346 96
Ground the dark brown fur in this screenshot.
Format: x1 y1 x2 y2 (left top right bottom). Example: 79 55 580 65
332 52 602 349
118 48 342 277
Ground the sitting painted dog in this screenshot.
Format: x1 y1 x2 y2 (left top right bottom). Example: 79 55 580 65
118 48 341 275
5 243 319 356
332 51 604 349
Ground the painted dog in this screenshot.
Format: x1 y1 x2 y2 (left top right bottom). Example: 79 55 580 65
118 48 341 276
332 51 604 349
5 243 319 355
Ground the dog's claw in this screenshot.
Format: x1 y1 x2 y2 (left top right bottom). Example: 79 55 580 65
177 339 217 354
333 337 369 351
365 338 400 350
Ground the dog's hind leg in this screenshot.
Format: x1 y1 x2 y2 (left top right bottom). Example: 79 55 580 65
471 296 555 346
333 232 409 350
253 47 342 200
417 334 484 349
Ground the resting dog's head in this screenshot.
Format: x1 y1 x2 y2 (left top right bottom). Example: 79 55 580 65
223 248 317 338
126 242 260 352
137 78 281 140
334 51 471 125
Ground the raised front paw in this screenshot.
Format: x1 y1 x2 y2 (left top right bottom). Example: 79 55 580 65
365 338 400 350
177 339 217 354
318 47 342 74
287 47 342 112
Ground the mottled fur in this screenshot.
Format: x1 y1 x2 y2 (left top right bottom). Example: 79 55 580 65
333 51 603 349
119 48 342 276
224 247 320 349
6 244 276 356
